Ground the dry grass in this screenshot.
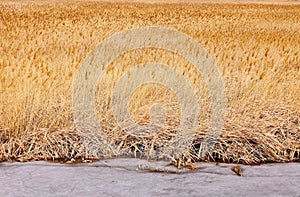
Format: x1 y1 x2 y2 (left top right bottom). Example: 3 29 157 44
0 0 299 165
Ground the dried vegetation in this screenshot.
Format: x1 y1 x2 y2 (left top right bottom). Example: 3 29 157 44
0 0 299 164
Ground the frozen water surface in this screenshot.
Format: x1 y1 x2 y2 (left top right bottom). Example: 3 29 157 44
0 158 299 197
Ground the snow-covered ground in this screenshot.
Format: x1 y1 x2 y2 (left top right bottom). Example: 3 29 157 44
0 159 299 197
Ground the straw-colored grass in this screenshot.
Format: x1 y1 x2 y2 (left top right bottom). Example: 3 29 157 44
0 0 299 165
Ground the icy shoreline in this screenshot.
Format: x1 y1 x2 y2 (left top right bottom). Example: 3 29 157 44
1 158 299 196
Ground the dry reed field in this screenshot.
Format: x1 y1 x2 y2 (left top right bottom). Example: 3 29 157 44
0 0 299 165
